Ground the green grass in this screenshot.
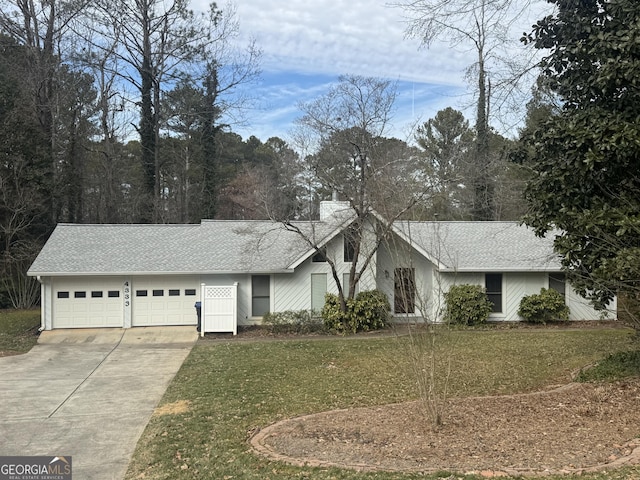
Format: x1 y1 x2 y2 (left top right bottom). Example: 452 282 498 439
0 309 41 355
125 328 640 480
577 349 640 382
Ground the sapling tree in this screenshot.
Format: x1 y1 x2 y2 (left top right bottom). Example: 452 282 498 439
386 221 455 429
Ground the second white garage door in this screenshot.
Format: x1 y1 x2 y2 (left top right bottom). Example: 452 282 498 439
131 276 199 326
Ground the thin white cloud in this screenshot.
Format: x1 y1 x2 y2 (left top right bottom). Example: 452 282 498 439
192 0 551 142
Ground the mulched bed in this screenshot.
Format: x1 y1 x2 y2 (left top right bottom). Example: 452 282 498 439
251 379 640 476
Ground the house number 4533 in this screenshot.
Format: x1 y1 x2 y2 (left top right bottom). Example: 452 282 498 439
124 281 131 307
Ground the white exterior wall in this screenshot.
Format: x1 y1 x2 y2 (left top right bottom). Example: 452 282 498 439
273 229 378 314
561 283 617 320
437 271 616 322
501 272 548 321
377 235 434 319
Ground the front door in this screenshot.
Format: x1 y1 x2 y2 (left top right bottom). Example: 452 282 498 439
394 268 416 314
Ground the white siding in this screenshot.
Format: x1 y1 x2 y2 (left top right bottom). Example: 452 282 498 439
565 286 617 320
273 230 378 315
378 235 434 320
436 271 616 322
502 273 548 321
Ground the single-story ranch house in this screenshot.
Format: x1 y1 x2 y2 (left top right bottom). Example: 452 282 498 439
27 201 616 332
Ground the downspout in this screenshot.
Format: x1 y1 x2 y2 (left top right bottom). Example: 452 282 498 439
36 276 45 331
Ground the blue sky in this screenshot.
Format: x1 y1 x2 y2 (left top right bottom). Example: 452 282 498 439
194 0 551 144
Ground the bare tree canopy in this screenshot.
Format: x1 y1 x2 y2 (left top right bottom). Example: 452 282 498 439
393 0 547 219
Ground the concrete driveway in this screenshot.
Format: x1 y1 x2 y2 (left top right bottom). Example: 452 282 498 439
0 326 198 480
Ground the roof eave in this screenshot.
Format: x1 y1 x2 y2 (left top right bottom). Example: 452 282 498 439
28 269 296 277
286 218 358 270
439 267 563 273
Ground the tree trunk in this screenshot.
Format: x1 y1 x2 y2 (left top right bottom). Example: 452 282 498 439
139 1 156 223
472 51 494 221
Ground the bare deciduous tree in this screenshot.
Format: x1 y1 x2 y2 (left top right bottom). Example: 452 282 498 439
284 75 431 313
394 0 544 220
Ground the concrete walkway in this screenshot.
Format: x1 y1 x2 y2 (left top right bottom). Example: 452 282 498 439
0 326 198 480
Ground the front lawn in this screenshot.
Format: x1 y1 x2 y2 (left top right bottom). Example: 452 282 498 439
0 309 41 356
126 327 639 480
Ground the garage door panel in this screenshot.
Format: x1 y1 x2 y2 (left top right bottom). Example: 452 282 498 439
53 277 124 329
131 276 199 327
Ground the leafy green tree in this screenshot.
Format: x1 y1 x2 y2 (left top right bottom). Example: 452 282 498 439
522 0 640 325
415 107 474 219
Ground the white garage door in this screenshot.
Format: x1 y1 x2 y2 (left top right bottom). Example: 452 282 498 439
53 277 124 328
131 276 199 326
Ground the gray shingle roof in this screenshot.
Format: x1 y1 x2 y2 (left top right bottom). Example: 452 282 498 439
394 221 561 272
27 219 345 275
28 218 560 276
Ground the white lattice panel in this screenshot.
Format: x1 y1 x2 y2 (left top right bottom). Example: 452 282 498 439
204 286 233 299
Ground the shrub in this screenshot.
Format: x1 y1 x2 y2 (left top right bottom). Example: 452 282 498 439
262 310 324 334
518 288 570 324
321 290 391 334
321 293 348 333
444 284 493 326
351 290 392 332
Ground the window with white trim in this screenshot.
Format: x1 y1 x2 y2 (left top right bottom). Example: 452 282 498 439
485 273 503 313
549 273 566 299
251 275 270 317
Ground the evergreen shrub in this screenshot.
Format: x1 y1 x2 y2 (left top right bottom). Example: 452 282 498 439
321 290 391 334
518 288 570 324
262 310 324 334
444 284 493 325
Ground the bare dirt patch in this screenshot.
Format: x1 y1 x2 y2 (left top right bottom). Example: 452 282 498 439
153 399 191 416
251 380 640 476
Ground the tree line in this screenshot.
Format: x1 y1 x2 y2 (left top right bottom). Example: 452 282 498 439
2 0 637 327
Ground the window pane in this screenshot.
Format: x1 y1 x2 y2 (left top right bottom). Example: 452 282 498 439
74 291 86 298
312 248 327 262
485 274 502 293
136 290 148 297
485 274 502 313
57 291 69 299
343 230 357 262
91 291 103 298
185 289 196 296
169 289 180 296
252 275 270 316
252 297 270 317
152 289 164 296
108 291 120 298
252 275 270 296
487 294 502 312
394 268 416 314
549 274 566 297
